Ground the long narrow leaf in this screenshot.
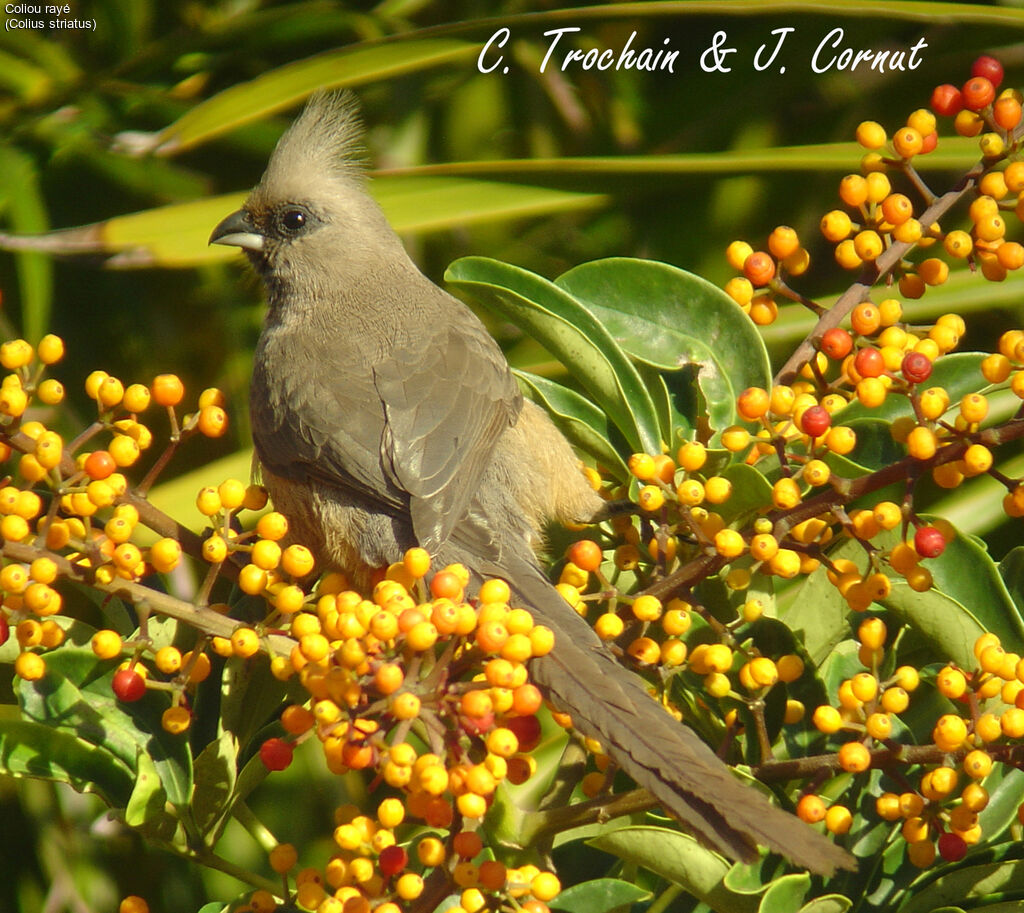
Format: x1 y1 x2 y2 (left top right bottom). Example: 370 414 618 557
151 39 479 155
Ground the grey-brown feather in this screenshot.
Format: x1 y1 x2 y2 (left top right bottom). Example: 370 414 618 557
229 91 855 876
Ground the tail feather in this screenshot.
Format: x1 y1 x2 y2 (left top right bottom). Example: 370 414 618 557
491 554 856 876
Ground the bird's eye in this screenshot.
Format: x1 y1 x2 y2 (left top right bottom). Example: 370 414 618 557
280 209 307 233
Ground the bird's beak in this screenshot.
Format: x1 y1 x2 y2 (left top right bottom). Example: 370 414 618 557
209 209 265 251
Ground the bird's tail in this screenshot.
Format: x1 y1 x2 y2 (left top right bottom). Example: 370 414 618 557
488 552 856 876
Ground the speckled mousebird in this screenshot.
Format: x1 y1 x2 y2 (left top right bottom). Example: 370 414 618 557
209 91 855 875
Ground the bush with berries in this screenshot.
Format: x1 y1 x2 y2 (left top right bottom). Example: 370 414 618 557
5 37 1024 913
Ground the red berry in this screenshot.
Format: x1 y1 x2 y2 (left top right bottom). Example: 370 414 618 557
915 526 946 559
460 710 495 737
930 84 963 117
853 346 885 379
743 251 776 287
962 76 995 112
799 405 831 437
820 327 853 360
378 845 409 877
566 539 603 573
112 668 147 702
901 352 933 384
503 714 543 753
971 55 1004 89
920 132 938 155
938 832 967 862
0 614 8 647
259 737 294 771
84 450 116 481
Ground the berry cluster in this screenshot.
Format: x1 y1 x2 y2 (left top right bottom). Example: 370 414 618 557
0 337 564 912
725 55 1024 327
241 555 564 913
806 627 1024 867
0 337 228 683
543 53 1024 874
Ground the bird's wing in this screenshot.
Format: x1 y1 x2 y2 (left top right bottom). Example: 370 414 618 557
372 316 522 556
251 333 407 517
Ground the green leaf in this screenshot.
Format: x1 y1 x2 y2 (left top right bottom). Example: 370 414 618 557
0 144 53 341
515 370 629 480
374 175 606 233
551 877 650 913
978 766 1024 842
0 714 134 807
718 462 775 524
799 897 853 913
776 550 851 669
3 177 602 271
1000 547 1024 620
220 655 292 752
898 858 1024 913
17 647 194 809
586 826 759 913
758 873 809 913
446 257 662 454
152 39 480 154
911 518 1024 649
554 258 771 439
125 747 167 828
191 731 239 845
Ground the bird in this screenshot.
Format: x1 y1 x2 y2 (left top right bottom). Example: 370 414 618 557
209 91 856 876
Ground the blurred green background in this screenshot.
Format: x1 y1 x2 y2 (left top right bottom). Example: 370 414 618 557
2 1 1024 910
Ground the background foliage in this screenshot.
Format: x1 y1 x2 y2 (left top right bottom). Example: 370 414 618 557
2 1 1024 911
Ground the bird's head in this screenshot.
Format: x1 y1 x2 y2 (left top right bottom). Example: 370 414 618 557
210 91 406 301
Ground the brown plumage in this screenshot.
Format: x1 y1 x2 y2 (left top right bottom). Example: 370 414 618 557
210 91 855 875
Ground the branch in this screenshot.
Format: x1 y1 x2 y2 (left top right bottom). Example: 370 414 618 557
774 159 987 386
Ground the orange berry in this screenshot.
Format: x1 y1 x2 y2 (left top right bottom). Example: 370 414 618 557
151 374 185 407
743 251 776 286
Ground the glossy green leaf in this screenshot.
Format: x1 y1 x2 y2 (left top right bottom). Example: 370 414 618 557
555 258 770 439
374 175 606 233
17 646 194 809
446 257 662 454
0 713 134 807
978 766 1024 841
999 547 1024 620
798 895 853 913
551 877 650 912
898 858 1024 913
515 370 629 480
912 518 1024 648
758 873 810 913
776 548 851 669
220 654 294 752
587 826 758 913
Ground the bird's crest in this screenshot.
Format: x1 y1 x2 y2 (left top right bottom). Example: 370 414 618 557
261 90 368 189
